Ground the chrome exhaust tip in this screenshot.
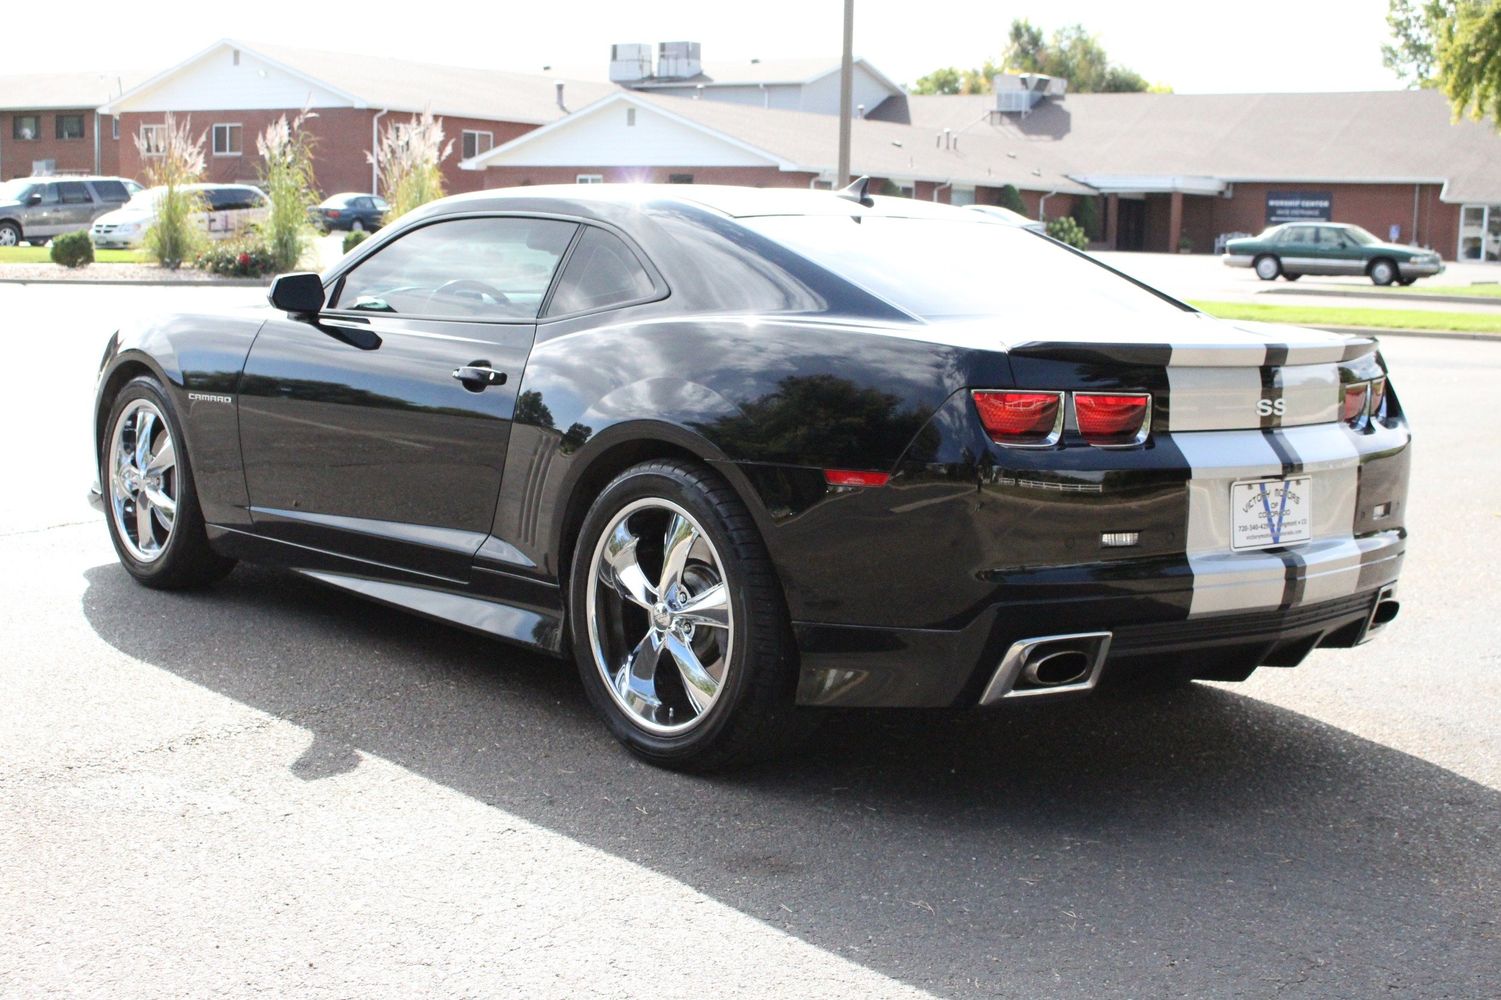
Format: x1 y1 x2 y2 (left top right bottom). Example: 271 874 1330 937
1359 586 1400 643
980 632 1112 705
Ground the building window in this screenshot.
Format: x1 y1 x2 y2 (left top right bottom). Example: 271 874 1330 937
1458 203 1501 262
12 115 39 141
139 124 166 156
576 174 604 184
462 130 493 160
111 116 119 140
667 173 694 184
212 124 242 156
56 115 85 140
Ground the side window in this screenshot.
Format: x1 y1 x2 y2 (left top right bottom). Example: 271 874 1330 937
90 180 130 202
1319 228 1348 247
58 181 93 204
332 217 578 320
40 184 61 205
545 227 657 316
1278 226 1311 244
208 188 257 211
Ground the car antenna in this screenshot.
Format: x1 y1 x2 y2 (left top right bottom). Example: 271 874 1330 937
835 175 874 208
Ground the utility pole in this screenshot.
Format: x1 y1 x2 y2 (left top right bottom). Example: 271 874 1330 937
837 0 854 186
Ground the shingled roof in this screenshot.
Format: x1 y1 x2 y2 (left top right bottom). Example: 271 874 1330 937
884 89 1501 203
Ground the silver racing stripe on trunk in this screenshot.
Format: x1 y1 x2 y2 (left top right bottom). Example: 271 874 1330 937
1172 399 1371 616
1167 363 1340 431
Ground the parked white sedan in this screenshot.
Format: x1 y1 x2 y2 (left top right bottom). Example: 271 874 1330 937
90 183 269 249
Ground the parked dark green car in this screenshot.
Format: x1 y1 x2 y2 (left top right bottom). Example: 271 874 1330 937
1223 222 1444 286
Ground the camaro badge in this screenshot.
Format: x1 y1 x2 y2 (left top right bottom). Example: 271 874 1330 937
187 392 233 404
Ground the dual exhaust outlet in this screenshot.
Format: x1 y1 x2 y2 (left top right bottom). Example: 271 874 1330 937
979 632 1112 705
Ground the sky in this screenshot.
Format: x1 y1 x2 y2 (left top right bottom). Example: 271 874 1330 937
11 0 1405 95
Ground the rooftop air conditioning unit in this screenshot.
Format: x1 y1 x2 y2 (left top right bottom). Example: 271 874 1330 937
657 41 702 80
609 43 653 83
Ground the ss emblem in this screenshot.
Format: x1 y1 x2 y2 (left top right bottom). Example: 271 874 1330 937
1257 398 1287 417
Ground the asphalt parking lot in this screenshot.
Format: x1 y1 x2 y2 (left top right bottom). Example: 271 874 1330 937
2 280 1498 998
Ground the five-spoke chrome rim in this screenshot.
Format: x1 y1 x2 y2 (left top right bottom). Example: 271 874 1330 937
108 399 178 563
586 498 734 736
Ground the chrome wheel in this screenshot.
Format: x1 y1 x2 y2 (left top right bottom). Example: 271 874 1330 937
1254 255 1280 280
585 498 734 736
0 224 19 247
108 398 177 563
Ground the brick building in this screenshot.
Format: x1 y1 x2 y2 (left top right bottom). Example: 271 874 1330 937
0 72 140 180
100 40 614 198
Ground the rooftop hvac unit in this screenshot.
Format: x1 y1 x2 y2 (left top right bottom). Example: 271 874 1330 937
657 41 702 80
609 43 653 83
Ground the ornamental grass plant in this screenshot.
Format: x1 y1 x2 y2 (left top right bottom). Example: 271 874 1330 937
137 113 208 269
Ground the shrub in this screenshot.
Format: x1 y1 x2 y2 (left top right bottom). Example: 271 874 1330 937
343 229 370 254
136 113 208 268
997 184 1027 214
194 235 277 277
1045 216 1088 249
50 231 94 268
369 109 453 224
257 109 320 271
1178 233 1195 253
1072 195 1101 241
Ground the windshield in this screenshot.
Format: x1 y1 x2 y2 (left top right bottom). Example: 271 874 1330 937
740 215 1187 320
0 179 37 204
125 187 169 209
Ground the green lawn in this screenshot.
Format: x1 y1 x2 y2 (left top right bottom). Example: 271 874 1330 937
1189 300 1501 335
0 246 150 264
1389 283 1501 298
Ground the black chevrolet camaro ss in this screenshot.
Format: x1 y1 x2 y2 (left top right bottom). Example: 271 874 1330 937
92 183 1410 769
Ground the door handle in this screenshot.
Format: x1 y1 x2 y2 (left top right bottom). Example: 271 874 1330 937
452 363 507 391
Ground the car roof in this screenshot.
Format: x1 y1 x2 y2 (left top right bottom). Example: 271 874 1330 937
429 183 984 222
13 175 135 183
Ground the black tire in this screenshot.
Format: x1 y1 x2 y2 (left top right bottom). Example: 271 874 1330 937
0 221 22 247
1281 273 1302 282
101 375 236 590
1398 277 1418 287
568 459 808 771
350 219 365 232
1369 258 1399 286
1253 255 1281 281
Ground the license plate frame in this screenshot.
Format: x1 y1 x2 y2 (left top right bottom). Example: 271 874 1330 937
1230 476 1313 551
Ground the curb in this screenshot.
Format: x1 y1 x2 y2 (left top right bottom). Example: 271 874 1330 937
1308 324 1501 343
1262 286 1501 307
0 276 269 288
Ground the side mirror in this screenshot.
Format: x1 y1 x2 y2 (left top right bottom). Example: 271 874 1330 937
268 272 325 315
26 191 43 205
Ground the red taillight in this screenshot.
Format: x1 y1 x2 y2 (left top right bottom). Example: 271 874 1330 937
327 209 341 218
824 469 890 488
1341 382 1369 425
972 390 1062 446
1074 393 1151 446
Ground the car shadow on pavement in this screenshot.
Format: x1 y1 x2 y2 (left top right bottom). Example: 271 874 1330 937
81 563 1500 999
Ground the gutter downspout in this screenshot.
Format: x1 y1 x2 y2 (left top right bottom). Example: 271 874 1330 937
1412 183 1420 246
93 111 101 174
933 180 952 202
371 109 388 195
1037 187 1061 221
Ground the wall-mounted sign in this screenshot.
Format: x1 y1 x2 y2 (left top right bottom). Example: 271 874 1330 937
1267 191 1333 224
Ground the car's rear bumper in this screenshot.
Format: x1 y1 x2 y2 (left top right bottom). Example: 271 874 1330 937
1222 253 1254 268
793 530 1404 707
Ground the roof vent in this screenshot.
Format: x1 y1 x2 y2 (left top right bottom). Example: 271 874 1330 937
657 41 702 80
609 43 653 83
992 73 1060 117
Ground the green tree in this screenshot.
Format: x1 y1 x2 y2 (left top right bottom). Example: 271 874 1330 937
1045 216 1088 249
912 19 1154 96
912 67 963 95
1384 1 1501 125
1072 195 1101 240
997 184 1026 214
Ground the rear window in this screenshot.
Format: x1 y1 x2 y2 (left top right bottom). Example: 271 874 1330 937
208 187 262 211
740 216 1186 320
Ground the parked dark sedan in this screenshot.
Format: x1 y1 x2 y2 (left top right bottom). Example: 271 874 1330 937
91 183 1410 770
310 192 388 233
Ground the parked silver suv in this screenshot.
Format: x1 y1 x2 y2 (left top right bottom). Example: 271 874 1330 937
0 176 143 246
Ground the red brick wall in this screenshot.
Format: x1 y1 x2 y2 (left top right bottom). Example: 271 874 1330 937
478 165 817 189
0 109 105 180
117 108 539 198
